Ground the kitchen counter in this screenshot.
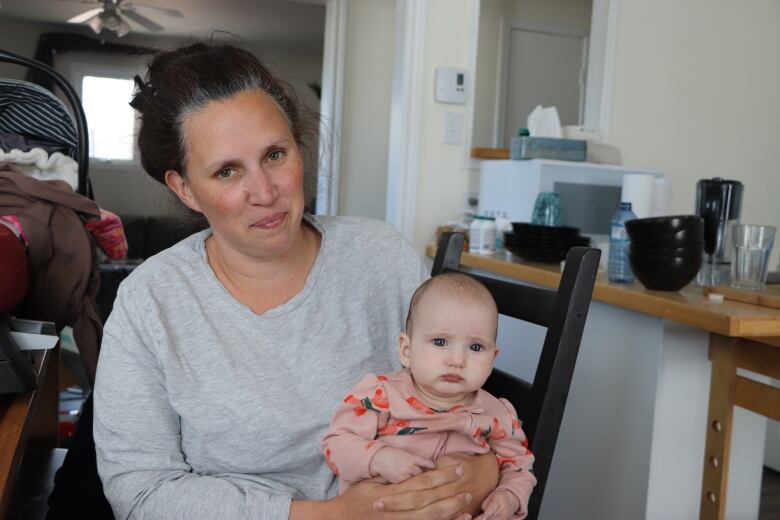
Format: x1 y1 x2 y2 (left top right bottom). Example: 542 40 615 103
426 244 779 520
425 245 780 339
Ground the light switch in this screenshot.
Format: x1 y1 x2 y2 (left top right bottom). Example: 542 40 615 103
444 112 462 145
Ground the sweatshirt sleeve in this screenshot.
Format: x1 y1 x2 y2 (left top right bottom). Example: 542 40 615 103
320 373 391 485
93 284 291 520
487 398 537 519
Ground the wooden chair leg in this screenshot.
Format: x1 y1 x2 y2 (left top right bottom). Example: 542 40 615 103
700 333 737 520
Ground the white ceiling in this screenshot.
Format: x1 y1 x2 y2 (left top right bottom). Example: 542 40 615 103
0 0 326 49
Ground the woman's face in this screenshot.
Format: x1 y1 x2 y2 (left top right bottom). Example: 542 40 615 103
166 89 306 261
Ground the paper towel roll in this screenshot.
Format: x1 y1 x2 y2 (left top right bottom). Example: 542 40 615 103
651 177 672 217
621 174 655 219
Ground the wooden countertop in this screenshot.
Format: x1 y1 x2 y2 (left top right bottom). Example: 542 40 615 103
426 245 780 340
0 346 57 517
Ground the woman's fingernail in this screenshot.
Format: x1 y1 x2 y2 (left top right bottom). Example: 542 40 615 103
465 493 473 504
373 500 384 511
464 515 472 520
455 465 464 477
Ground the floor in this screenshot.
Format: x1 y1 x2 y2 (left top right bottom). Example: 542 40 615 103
761 466 780 519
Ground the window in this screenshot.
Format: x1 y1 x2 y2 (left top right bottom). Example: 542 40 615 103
81 75 136 161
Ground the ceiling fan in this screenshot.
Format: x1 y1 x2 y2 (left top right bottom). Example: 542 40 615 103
65 0 183 38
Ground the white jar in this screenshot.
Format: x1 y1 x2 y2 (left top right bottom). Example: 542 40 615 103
469 215 497 255
480 217 497 254
469 216 483 254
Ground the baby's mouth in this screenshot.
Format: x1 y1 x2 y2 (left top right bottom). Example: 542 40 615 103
441 374 463 383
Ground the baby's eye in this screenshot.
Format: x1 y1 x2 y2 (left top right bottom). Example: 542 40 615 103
268 149 285 161
216 167 237 179
432 338 446 347
469 343 484 352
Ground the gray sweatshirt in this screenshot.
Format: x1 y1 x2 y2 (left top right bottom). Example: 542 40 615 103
93 216 429 519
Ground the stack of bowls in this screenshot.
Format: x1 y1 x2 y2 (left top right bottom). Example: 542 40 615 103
505 223 591 263
625 215 704 291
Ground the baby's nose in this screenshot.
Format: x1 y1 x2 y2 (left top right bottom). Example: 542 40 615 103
447 348 466 367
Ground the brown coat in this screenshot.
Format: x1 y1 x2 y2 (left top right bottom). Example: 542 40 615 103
0 170 101 383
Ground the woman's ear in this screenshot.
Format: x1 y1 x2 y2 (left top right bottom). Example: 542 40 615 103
398 333 412 368
165 170 201 213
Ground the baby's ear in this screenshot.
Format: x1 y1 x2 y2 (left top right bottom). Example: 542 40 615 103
398 333 412 367
492 346 500 362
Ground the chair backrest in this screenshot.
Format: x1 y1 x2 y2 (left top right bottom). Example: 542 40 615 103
431 232 600 520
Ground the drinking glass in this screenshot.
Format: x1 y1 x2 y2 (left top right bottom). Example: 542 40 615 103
730 224 776 291
531 192 562 227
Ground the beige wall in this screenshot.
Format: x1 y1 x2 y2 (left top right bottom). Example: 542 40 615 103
411 0 475 252
337 0 395 219
608 0 780 265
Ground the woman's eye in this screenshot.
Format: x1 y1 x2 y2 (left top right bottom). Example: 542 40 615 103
268 149 285 161
469 343 484 352
432 338 446 347
216 167 237 179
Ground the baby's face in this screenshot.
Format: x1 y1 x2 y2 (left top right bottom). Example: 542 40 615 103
399 291 498 408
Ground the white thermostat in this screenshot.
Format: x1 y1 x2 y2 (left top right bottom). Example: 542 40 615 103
435 67 467 104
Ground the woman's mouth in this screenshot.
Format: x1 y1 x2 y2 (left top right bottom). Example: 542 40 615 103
441 374 463 383
252 212 286 230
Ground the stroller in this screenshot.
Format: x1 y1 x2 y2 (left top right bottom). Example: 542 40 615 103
0 48 113 519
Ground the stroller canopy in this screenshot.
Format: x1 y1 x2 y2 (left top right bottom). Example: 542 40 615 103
0 78 79 160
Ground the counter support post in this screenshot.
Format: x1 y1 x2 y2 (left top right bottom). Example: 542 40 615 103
700 333 737 520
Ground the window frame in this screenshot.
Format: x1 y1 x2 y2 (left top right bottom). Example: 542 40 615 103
67 56 142 167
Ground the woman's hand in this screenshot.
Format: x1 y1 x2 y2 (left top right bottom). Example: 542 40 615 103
328 464 474 520
291 453 500 519
423 453 500 517
369 453 499 518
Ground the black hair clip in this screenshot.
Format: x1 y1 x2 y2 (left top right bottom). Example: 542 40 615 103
129 75 155 111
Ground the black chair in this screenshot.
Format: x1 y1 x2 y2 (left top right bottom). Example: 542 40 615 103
431 232 600 520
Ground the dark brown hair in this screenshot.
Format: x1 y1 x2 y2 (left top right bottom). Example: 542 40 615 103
131 42 318 194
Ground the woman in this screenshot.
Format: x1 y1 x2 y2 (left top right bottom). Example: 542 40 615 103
93 43 497 519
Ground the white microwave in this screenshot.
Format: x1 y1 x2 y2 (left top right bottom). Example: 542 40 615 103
478 159 664 238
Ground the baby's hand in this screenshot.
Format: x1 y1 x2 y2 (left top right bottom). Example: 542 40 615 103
368 446 436 483
475 489 520 520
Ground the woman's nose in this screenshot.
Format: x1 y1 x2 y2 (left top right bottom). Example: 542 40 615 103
244 167 278 205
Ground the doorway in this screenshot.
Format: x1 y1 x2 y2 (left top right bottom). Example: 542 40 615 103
498 21 588 147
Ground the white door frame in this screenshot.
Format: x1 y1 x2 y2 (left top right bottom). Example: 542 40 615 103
384 0 427 240
316 0 347 215
494 19 589 148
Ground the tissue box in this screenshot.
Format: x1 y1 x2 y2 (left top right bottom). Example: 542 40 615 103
510 136 587 162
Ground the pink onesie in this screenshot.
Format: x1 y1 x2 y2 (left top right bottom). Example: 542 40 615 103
321 370 536 518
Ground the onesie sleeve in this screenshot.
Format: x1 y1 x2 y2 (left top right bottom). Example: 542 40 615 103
320 373 391 485
486 398 537 519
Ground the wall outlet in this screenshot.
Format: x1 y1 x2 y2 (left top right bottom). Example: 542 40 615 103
444 112 463 145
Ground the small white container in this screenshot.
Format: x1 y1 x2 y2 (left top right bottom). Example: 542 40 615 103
480 217 497 254
470 215 497 255
469 216 483 254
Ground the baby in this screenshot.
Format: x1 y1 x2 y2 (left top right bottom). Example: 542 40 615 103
321 273 536 519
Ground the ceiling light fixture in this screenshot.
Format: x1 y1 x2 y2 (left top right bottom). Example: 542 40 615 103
83 11 130 38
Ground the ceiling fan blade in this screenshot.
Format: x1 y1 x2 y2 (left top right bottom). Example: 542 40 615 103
67 7 104 24
121 9 164 32
123 2 184 18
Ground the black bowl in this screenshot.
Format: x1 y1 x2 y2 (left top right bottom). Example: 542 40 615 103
625 215 702 236
627 224 704 249
511 222 580 237
625 215 703 245
628 252 703 291
630 241 704 256
506 235 590 248
506 244 569 263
